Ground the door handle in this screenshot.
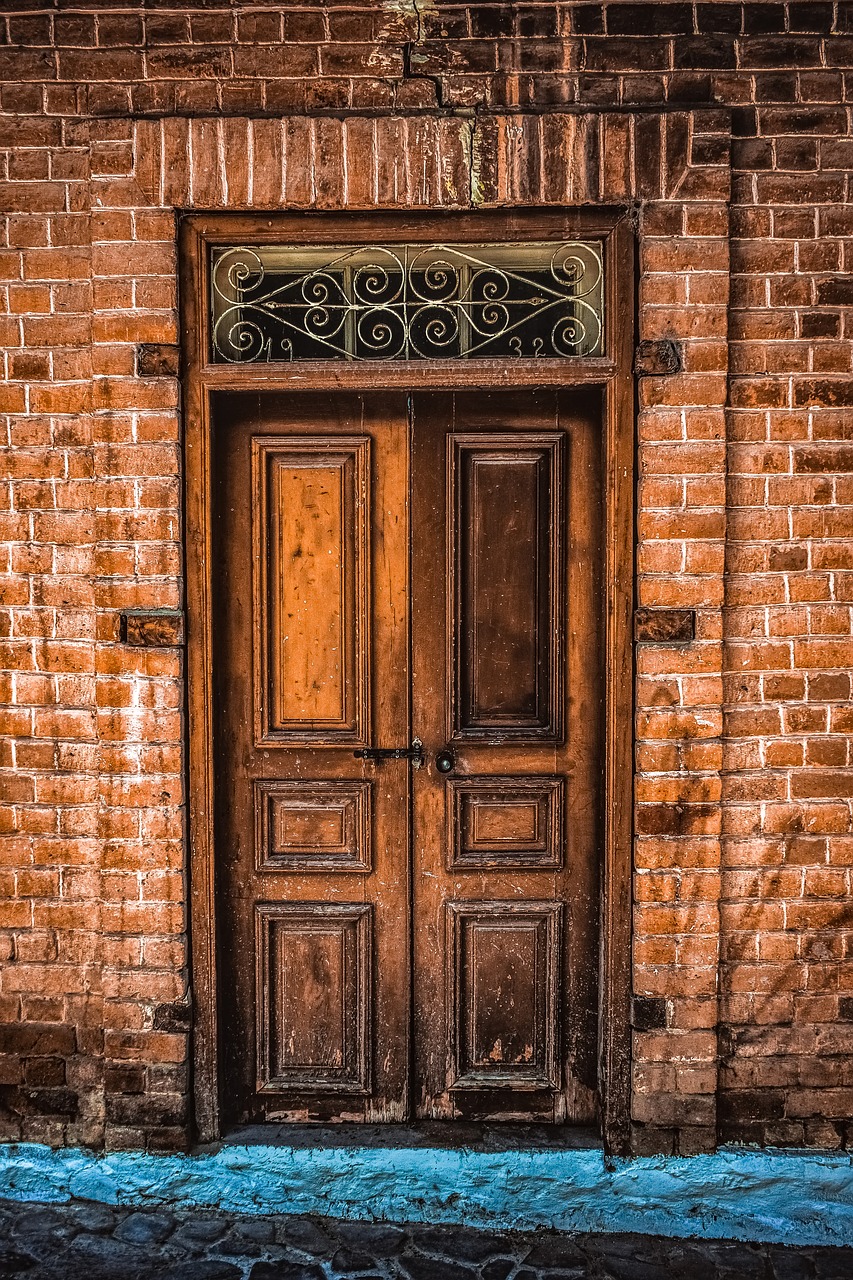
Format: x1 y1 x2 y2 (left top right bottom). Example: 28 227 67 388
435 748 456 774
354 738 424 767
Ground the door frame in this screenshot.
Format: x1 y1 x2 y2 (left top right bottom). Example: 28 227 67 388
180 209 635 1153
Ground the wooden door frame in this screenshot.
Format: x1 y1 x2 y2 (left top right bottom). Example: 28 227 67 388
180 208 635 1154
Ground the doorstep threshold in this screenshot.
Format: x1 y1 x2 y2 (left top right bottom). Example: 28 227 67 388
218 1122 603 1152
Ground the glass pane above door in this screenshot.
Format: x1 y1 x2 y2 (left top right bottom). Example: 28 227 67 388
210 242 604 363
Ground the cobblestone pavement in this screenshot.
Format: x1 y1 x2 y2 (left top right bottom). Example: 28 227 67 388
0 1199 851 1280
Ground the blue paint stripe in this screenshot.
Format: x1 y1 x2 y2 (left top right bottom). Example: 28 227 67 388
0 1142 851 1247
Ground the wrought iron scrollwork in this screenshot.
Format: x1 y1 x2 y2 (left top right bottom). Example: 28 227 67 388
211 242 604 363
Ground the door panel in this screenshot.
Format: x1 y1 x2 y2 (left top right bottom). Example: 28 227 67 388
255 437 370 742
451 433 563 738
449 901 561 1092
412 390 603 1123
254 780 372 873
448 777 564 870
213 392 410 1125
256 902 371 1094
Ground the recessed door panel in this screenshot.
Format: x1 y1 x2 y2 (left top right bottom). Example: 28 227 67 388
255 780 371 872
448 777 564 870
255 437 369 744
449 902 561 1091
451 434 564 739
256 902 371 1093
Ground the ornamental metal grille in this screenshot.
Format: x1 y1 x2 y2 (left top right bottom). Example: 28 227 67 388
210 242 604 363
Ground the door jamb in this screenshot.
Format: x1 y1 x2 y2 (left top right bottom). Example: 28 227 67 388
180 209 635 1154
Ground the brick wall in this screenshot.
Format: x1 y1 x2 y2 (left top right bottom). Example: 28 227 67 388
0 2 851 1155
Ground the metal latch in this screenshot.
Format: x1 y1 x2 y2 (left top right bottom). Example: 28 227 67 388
354 738 424 767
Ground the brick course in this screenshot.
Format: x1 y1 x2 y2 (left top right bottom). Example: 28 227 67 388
0 2 851 1156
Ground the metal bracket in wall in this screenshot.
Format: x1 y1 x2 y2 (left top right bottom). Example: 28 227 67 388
634 338 683 376
136 342 180 377
120 610 185 647
635 607 696 643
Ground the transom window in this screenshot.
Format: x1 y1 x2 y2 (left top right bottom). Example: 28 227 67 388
210 242 604 363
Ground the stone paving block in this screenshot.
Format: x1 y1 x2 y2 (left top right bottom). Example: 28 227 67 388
689 1241 767 1276
63 1231 149 1278
10 1206 66 1238
248 1263 326 1280
275 1218 338 1256
813 1252 853 1280
330 1244 382 1272
598 1257 677 1280
398 1253 480 1279
114 1209 175 1244
0 1247 37 1274
169 1263 243 1280
416 1227 518 1263
1 1200 853 1280
218 1227 266 1258
522 1236 588 1267
766 1251 814 1280
480 1260 516 1280
232 1218 277 1243
70 1202 117 1233
334 1223 406 1256
171 1216 231 1247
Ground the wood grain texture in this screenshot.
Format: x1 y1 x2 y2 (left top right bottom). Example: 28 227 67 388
599 218 635 1156
255 902 371 1094
182 217 220 1142
449 433 564 740
255 780 371 873
448 901 562 1092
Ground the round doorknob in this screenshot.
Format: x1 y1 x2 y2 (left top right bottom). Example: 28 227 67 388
435 749 455 774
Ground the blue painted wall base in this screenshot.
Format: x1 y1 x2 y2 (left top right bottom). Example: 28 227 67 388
0 1141 851 1247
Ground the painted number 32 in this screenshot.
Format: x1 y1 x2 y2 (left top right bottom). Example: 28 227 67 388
510 337 545 356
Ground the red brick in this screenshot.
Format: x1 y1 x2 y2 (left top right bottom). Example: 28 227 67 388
0 10 849 1158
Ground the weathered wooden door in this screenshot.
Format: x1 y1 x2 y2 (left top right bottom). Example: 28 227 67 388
213 388 602 1126
411 391 602 1121
214 392 411 1124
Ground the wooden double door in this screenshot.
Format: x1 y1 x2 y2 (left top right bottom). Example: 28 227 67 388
212 388 604 1126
